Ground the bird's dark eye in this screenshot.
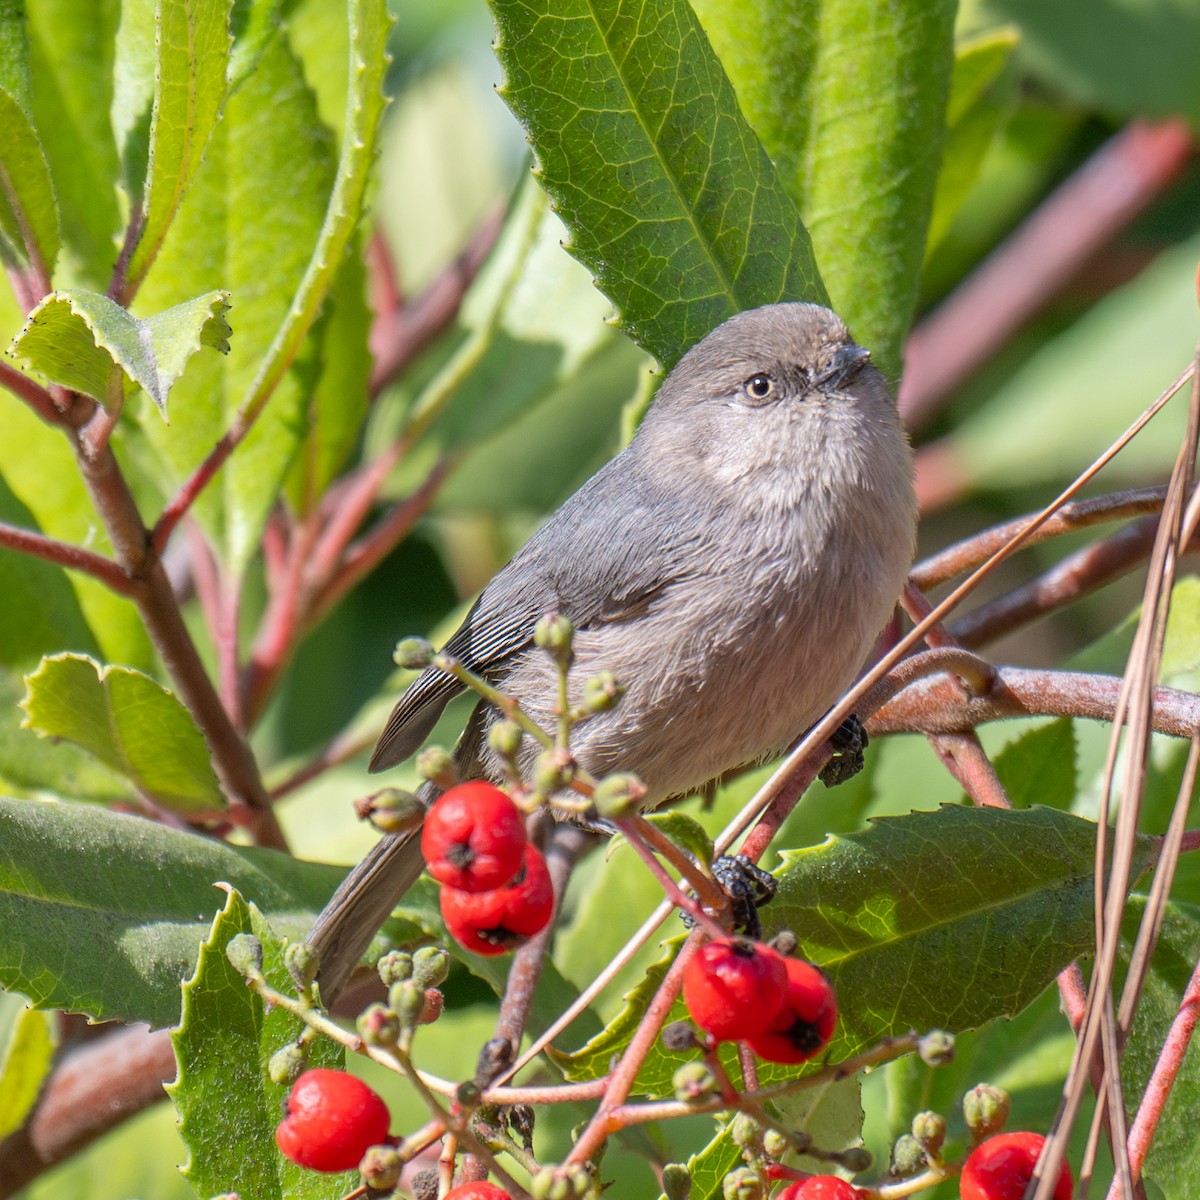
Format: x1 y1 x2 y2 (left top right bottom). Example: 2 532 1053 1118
743 373 774 402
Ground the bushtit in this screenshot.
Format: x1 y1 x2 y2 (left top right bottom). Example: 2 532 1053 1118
309 302 917 996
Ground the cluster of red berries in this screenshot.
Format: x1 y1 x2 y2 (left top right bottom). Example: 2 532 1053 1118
682 936 837 1063
422 781 553 955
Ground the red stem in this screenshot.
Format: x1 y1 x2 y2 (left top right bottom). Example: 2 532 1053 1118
0 520 134 594
0 359 66 427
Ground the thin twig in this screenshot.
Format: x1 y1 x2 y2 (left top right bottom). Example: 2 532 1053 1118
0 359 66 426
0 520 134 594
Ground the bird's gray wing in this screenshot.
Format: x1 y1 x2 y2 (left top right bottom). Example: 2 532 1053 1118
369 448 694 771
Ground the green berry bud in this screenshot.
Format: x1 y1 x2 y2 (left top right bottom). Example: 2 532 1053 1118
284 941 319 991
721 1167 763 1200
357 1002 401 1048
412 945 451 989
762 1130 789 1160
917 1029 955 1066
267 1042 307 1085
389 979 427 1027
357 787 423 834
912 1110 946 1155
890 1133 926 1177
377 950 414 986
672 1061 717 1104
729 1114 762 1151
581 670 623 712
591 772 648 818
963 1083 1010 1139
534 613 575 662
359 1144 402 1190
534 747 576 793
416 746 458 789
226 933 263 978
393 637 434 669
663 1163 691 1200
488 719 524 759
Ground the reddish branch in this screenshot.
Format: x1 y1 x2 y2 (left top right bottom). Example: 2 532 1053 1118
0 1026 175 1200
900 118 1195 430
0 360 64 427
0 520 134 594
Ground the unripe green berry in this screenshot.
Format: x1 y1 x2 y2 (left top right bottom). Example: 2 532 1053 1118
357 1002 401 1048
672 1061 717 1104
377 950 414 986
762 1129 789 1159
284 941 319 991
838 1146 873 1174
412 945 451 988
416 746 458 788
388 979 427 1027
488 719 524 759
891 1133 926 1176
357 787 422 834
592 772 648 818
534 747 576 792
721 1167 763 1200
359 1144 402 1190
534 613 575 660
226 933 263 978
729 1113 762 1151
912 1110 946 1155
393 637 435 669
917 1029 955 1066
963 1083 1011 1139
268 1042 307 1085
662 1163 691 1200
581 670 623 713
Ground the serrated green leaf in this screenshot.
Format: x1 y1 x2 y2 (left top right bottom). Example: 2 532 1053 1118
25 0 121 288
169 887 351 1200
123 0 232 295
136 0 388 571
9 287 231 414
487 0 827 371
768 806 1152 1055
644 811 715 869
21 653 225 812
0 1003 56 1139
658 1129 742 1200
0 795 348 1027
0 88 60 279
0 0 31 107
927 28 1018 255
691 0 956 378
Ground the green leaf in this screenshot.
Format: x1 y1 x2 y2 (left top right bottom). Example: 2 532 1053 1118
926 28 1019 256
169 888 352 1200
25 0 122 288
0 795 347 1027
21 653 225 812
0 1003 56 1139
0 0 31 106
691 0 957 378
487 0 827 371
644 811 715 870
136 0 388 571
123 0 232 295
768 806 1151 1056
659 1129 742 1200
0 88 60 279
986 717 1077 812
984 0 1200 129
9 287 231 415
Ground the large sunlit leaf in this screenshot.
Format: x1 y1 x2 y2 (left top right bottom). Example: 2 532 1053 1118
0 796 346 1028
691 0 957 378
487 0 827 371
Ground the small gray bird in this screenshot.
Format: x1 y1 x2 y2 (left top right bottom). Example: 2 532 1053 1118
309 302 917 996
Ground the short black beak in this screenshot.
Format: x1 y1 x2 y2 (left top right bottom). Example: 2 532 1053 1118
816 343 870 389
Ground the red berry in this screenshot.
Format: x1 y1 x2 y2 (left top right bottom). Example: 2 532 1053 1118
421 781 527 892
275 1068 390 1173
777 1176 862 1200
746 958 837 1064
683 937 789 1041
445 1184 510 1200
440 843 554 955
960 1132 1074 1200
